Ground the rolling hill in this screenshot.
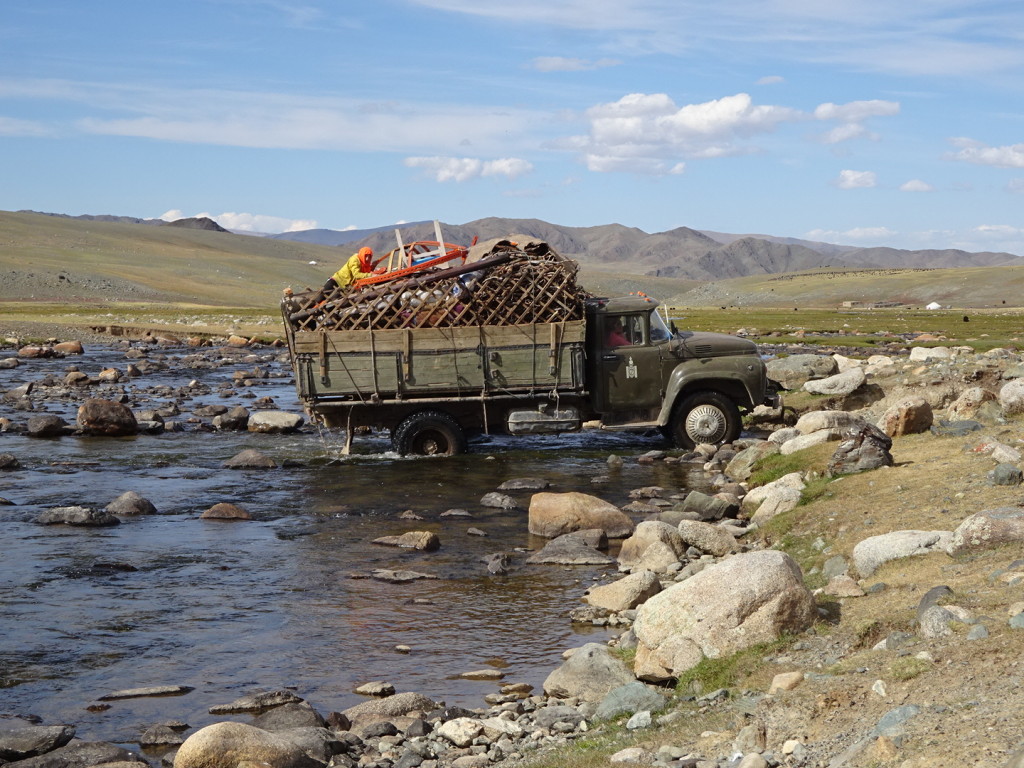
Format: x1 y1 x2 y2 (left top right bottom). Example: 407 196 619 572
2 209 1022 310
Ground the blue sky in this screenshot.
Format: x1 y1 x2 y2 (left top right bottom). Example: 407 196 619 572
2 1 1024 255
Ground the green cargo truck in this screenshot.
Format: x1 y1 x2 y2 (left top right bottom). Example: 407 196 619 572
281 245 777 455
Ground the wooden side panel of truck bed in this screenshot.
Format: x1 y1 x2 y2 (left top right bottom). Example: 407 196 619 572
289 320 586 403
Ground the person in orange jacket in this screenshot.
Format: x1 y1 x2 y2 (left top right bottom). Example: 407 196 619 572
301 246 376 304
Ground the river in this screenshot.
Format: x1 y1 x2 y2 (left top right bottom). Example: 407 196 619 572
0 340 709 747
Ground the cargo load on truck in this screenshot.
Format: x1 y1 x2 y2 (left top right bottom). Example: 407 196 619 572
284 238 590 333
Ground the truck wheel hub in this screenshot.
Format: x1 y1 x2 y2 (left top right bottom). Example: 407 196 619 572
686 405 726 441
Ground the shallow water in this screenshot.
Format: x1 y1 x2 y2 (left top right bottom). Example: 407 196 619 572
0 342 708 746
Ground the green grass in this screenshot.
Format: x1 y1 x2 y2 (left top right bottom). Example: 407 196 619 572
675 637 793 696
666 306 1024 351
889 657 932 681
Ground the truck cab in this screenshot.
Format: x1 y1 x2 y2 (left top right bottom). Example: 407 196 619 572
585 296 775 448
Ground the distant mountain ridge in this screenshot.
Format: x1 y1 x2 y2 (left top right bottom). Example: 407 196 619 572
19 210 1023 281
284 217 1020 281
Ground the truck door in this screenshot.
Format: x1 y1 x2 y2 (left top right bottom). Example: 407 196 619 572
596 312 664 413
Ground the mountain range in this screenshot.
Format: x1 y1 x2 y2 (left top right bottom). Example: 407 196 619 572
268 217 1022 281
17 210 1023 283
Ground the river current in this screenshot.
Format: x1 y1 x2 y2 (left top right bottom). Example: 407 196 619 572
0 341 708 746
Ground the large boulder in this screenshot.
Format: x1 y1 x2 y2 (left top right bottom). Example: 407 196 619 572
878 397 933 437
528 492 634 539
77 398 138 436
794 410 866 434
617 520 686 572
585 570 662 612
725 441 780 482
946 387 998 422
852 530 953 577
827 422 893 475
676 520 738 557
766 354 837 390
342 691 439 730
999 379 1024 416
632 551 815 682
172 721 323 768
26 414 67 438
0 721 75 760
542 642 636 702
248 411 305 434
803 367 866 396
949 507 1024 555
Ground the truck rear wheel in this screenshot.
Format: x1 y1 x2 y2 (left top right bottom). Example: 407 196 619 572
392 410 468 456
669 391 741 449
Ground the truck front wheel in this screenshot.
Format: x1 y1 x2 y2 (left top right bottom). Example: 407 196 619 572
668 391 741 449
392 410 468 456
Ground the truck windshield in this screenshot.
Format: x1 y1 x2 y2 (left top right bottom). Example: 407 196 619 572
650 309 673 342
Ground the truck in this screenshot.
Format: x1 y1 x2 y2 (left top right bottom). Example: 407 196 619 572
281 237 778 456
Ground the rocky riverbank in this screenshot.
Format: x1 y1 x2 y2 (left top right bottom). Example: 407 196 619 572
3 334 1024 768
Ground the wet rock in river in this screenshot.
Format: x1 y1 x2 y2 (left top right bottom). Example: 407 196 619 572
76 398 138 436
0 452 21 469
105 490 158 516
248 410 304 433
372 531 440 551
222 448 277 469
208 689 304 714
213 405 250 430
0 720 76 760
63 370 91 386
26 413 67 438
138 724 186 747
0 356 19 369
482 552 510 574
528 491 635 539
201 502 252 520
497 477 550 491
193 404 229 418
480 492 517 509
354 681 396 696
2 738 142 766
53 340 84 355
525 533 615 565
35 506 120 527
368 568 439 583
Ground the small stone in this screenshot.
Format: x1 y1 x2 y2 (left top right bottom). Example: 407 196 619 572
354 681 395 696
201 502 252 520
769 671 804 693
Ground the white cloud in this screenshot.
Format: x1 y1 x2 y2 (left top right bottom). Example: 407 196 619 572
0 79 537 154
1008 179 1024 194
757 75 784 85
900 179 934 192
0 116 52 137
812 99 898 144
160 209 317 233
948 138 1024 168
836 169 877 189
975 224 1023 237
531 56 621 72
404 156 534 182
821 124 870 144
570 92 802 175
814 100 900 123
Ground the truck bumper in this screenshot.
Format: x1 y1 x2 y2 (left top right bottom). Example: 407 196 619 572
764 379 783 409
